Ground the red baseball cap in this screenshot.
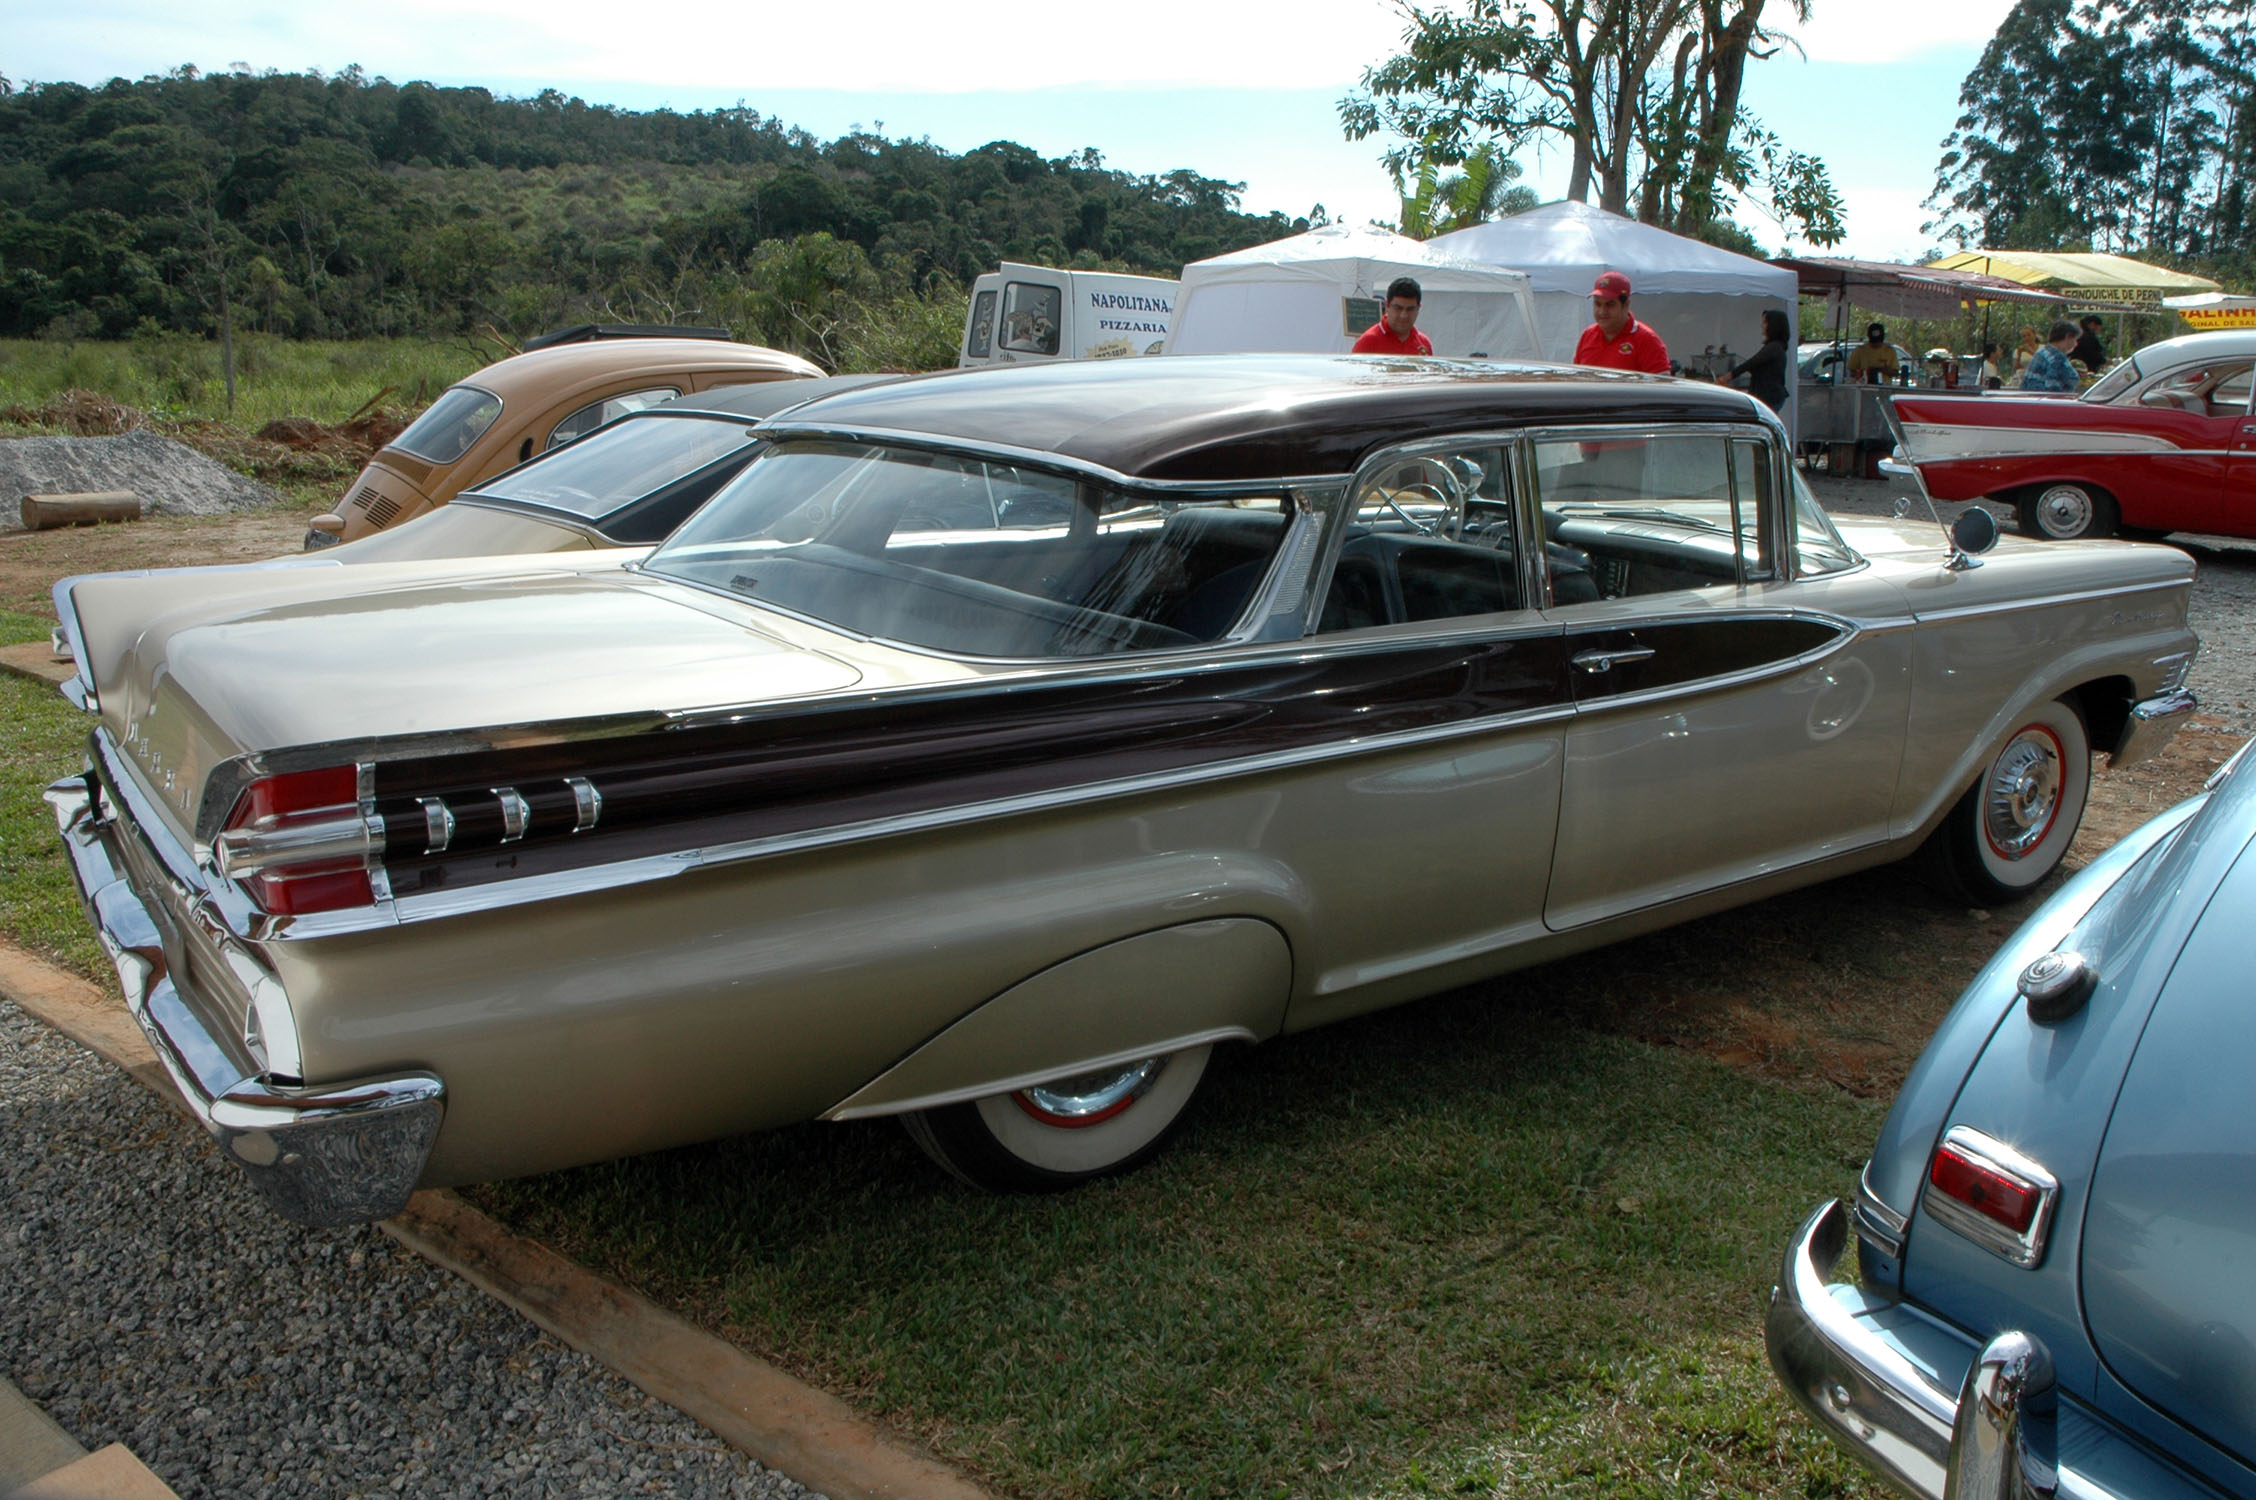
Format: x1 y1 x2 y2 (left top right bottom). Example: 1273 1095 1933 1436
1591 271 1632 298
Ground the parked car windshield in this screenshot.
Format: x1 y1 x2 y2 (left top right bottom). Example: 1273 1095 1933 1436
390 385 503 463
471 414 762 519
2084 355 2143 404
646 440 1292 658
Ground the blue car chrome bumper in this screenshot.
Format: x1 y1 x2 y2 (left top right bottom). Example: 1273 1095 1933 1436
45 770 443 1228
1768 1199 2228 1500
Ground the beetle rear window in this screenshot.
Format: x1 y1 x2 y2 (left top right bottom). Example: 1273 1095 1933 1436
390 385 503 464
473 416 762 519
646 441 1291 658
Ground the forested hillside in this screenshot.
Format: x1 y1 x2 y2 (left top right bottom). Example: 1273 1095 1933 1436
0 67 1325 367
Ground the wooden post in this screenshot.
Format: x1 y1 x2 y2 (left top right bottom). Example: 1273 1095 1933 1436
20 492 142 530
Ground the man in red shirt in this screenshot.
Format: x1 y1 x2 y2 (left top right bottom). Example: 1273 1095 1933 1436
1573 271 1670 373
1352 277 1434 356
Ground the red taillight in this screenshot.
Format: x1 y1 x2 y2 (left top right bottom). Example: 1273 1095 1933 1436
1921 1126 2059 1268
1929 1144 2042 1233
217 765 376 916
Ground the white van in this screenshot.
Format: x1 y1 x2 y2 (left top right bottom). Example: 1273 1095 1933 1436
958 263 1180 367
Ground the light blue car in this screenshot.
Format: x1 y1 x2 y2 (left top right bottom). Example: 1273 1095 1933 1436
1768 740 2256 1499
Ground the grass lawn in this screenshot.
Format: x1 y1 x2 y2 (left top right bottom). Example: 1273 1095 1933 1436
472 989 1885 1499
0 611 105 978
0 334 485 428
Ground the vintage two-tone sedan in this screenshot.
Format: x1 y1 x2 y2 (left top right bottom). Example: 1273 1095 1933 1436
46 355 2199 1227
1890 329 2256 541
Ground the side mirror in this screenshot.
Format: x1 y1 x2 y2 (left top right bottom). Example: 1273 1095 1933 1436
1950 506 2000 556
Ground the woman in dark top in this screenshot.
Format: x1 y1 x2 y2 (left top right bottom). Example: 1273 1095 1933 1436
1727 308 1792 413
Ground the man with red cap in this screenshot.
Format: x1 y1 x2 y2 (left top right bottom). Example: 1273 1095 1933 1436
1574 271 1670 373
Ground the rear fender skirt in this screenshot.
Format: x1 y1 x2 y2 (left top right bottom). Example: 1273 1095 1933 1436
824 918 1291 1120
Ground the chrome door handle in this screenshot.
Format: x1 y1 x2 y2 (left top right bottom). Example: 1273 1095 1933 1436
1572 645 1656 675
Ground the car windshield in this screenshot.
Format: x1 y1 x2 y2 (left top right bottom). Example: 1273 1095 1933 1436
645 440 1293 658
472 414 762 518
2084 355 2142 404
390 385 503 463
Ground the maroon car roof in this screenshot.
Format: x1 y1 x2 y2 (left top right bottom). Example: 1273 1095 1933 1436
758 354 1766 483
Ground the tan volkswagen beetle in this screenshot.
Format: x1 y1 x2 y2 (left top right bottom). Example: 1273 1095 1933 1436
306 325 821 547
48 355 2198 1226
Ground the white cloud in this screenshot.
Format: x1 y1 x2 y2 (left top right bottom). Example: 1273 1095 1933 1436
15 0 1413 94
1782 0 2019 64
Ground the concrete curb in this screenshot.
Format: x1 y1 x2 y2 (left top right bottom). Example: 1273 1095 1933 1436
0 942 995 1500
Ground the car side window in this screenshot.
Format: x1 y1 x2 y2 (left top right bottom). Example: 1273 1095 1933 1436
2139 363 2254 416
1318 449 1526 632
966 290 997 359
1530 432 1775 601
548 386 683 450
2212 365 2255 414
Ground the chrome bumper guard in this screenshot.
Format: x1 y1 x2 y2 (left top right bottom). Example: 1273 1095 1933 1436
1768 1199 2137 1500
45 772 443 1228
2112 688 2197 770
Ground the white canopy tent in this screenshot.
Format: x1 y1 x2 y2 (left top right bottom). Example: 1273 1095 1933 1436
1431 201 1799 434
1163 224 1542 361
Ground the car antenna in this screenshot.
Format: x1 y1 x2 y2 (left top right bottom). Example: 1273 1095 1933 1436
1877 396 1996 571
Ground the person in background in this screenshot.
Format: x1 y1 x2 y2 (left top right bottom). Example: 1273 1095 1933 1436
1573 271 1669 372
2071 314 2108 371
1979 341 2004 389
1725 308 1792 412
1845 322 1900 384
2012 326 2041 381
1352 277 1434 356
2022 320 2084 393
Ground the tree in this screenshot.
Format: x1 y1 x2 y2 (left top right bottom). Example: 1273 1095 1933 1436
1393 140 1539 236
1340 0 1844 244
1927 0 2252 263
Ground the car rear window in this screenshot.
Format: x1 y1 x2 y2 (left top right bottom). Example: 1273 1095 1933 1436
391 385 503 463
475 415 762 519
647 441 1291 658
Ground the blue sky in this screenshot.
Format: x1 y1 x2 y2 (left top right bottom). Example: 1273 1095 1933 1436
8 0 2016 262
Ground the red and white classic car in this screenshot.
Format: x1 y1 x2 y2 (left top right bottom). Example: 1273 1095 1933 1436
1890 330 2256 541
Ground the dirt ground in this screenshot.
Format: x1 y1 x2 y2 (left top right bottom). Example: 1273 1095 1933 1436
4 504 2241 1102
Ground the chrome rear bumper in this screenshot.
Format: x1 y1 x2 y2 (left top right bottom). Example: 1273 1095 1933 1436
45 771 442 1228
1763 1199 2227 1500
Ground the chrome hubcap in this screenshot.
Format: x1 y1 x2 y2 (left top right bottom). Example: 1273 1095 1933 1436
1984 729 2062 858
1015 1056 1166 1128
2035 486 2093 537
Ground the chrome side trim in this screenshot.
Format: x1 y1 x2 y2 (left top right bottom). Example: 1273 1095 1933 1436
825 1025 1259 1121
1912 577 2192 625
744 421 1354 498
1855 1162 1910 1259
45 773 442 1227
381 693 1588 928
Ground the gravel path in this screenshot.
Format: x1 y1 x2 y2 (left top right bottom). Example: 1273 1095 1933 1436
0 998 820 1500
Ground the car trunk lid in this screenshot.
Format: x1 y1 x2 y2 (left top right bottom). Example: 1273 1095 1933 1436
2081 834 2256 1468
60 558 866 845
